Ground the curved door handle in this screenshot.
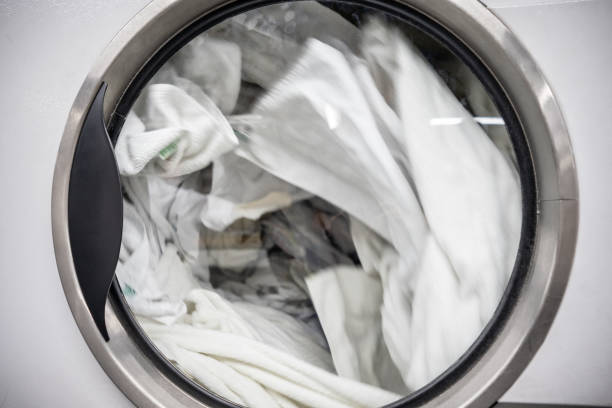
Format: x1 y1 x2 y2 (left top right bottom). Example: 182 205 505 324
68 83 123 341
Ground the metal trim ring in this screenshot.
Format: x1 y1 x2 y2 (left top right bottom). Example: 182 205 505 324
51 0 579 407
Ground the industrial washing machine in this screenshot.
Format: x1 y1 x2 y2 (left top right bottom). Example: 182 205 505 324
0 0 610 407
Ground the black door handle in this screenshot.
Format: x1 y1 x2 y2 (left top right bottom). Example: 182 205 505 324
68 83 123 341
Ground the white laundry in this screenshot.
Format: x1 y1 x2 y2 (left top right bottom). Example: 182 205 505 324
112 7 523 405
361 19 521 321
201 152 310 231
121 175 197 265
231 301 332 371
115 83 238 177
119 173 327 337
208 2 361 90
151 36 242 115
140 288 401 408
350 218 483 391
166 172 211 279
222 39 433 391
120 168 319 322
116 199 200 324
227 26 520 392
230 39 428 254
306 265 408 394
331 20 519 390
118 191 332 364
117 173 210 324
205 208 328 324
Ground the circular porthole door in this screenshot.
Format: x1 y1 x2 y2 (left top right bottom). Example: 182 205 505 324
52 1 578 407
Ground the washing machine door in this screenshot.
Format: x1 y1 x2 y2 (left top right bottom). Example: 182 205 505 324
51 1 578 407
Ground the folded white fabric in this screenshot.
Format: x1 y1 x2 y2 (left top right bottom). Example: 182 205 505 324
201 152 310 231
115 83 238 177
306 265 408 394
141 288 401 408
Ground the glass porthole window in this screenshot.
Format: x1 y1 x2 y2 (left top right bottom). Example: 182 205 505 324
113 3 522 406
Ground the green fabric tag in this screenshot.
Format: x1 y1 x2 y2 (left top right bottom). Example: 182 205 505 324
158 141 178 160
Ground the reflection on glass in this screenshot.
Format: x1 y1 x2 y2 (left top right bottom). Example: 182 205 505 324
114 2 521 407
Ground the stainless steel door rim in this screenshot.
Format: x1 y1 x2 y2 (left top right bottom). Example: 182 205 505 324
51 0 579 407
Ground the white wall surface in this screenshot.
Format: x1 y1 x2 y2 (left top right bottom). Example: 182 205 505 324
0 1 148 407
0 0 610 407
487 0 612 405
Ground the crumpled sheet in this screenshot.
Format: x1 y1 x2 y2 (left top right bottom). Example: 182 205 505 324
114 4 521 405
